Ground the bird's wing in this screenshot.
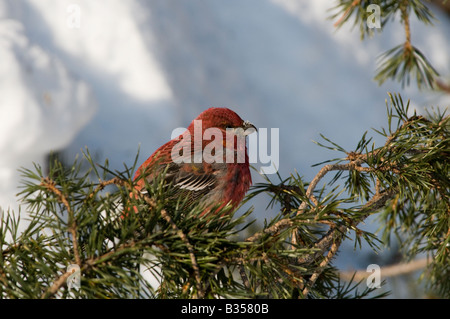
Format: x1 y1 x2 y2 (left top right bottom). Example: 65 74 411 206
166 161 224 192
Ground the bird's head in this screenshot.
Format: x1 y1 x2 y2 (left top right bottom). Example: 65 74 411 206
189 107 257 136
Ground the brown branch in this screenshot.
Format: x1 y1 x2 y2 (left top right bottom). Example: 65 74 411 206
249 112 415 296
245 153 396 247
39 175 146 299
41 239 140 298
292 113 423 258
436 79 450 94
333 0 361 28
159 208 203 299
340 257 431 282
293 188 396 298
297 163 358 215
400 0 412 54
302 236 341 297
41 269 74 299
88 177 127 200
297 188 396 267
40 177 81 266
245 218 293 243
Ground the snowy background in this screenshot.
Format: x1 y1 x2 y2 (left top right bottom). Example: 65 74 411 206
1 0 449 296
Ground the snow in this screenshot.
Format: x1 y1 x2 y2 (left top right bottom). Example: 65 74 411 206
0 0 449 293
0 6 95 217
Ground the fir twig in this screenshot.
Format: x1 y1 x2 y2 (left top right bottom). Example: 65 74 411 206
40 177 81 266
159 208 203 299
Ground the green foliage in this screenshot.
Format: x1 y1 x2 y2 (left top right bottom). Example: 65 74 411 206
375 44 439 89
331 0 441 89
0 93 448 299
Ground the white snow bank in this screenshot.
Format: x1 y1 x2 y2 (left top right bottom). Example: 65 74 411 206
0 5 96 214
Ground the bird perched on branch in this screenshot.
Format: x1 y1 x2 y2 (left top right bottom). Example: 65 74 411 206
133 107 257 215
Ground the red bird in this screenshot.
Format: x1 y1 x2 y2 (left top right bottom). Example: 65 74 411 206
133 108 256 215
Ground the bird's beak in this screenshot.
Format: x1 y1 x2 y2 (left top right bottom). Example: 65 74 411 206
242 120 257 136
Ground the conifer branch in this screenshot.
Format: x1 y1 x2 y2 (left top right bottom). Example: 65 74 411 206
1 93 447 298
159 208 203 299
332 0 440 89
302 236 341 297
40 177 81 266
41 269 75 299
333 0 361 28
